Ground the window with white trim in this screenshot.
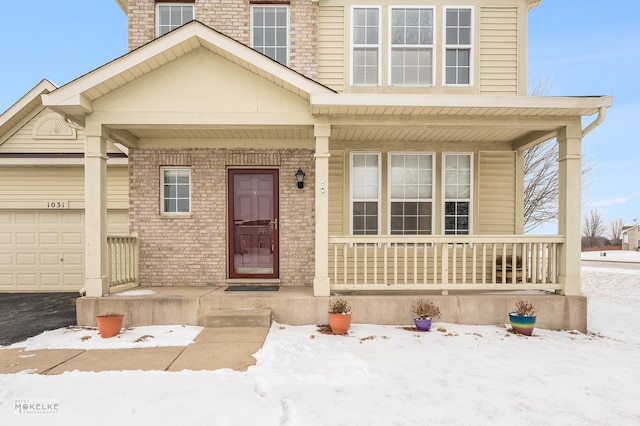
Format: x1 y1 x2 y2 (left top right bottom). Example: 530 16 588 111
156 3 194 37
444 7 472 85
443 153 472 234
390 7 434 86
351 153 380 235
389 153 434 234
251 5 289 66
352 7 381 86
161 167 191 214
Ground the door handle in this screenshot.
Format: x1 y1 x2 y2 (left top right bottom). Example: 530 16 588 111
270 218 278 230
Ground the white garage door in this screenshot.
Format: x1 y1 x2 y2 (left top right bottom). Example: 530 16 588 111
0 210 84 291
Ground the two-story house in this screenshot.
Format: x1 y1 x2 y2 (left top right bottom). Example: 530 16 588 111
0 0 611 331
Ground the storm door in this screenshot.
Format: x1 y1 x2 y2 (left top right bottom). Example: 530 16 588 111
228 170 279 278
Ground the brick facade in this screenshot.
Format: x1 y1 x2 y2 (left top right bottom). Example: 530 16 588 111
129 148 315 287
126 0 318 78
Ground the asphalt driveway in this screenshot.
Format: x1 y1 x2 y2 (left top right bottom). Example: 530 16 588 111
0 293 77 346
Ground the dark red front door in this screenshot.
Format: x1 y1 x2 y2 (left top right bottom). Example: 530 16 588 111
228 170 279 278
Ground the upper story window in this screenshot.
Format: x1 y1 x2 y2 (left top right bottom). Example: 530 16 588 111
157 3 194 37
161 167 191 215
389 153 434 235
251 6 289 66
390 8 434 86
351 152 380 235
443 153 472 234
444 7 473 86
351 7 381 86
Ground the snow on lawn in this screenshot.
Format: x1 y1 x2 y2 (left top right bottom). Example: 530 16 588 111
2 260 640 425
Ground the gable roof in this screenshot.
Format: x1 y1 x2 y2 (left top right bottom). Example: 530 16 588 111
0 80 57 145
42 20 335 124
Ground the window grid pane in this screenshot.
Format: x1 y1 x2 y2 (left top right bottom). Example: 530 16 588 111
443 154 471 235
158 5 194 36
389 153 433 235
163 169 191 214
352 153 379 235
252 6 288 66
353 8 380 85
444 8 472 85
390 8 433 86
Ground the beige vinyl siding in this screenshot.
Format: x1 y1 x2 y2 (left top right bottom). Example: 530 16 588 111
479 7 518 96
1 110 84 153
0 166 129 209
328 150 345 235
478 151 516 234
318 6 345 92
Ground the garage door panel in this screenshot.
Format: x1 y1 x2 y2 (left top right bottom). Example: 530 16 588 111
63 233 83 245
0 232 11 244
40 253 62 265
17 274 37 286
16 212 36 224
0 253 13 265
0 274 14 286
63 274 84 287
41 274 62 286
17 233 36 245
63 253 83 266
17 253 37 265
40 233 61 245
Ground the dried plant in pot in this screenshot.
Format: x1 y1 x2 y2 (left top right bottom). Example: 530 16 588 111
328 298 352 335
412 299 441 331
508 300 537 336
96 313 124 338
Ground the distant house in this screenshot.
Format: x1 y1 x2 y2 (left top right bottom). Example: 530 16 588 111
622 225 640 251
0 0 611 331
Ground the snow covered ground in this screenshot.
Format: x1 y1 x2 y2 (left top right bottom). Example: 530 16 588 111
1 252 640 425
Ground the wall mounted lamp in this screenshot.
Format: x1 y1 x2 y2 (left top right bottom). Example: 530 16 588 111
295 168 305 189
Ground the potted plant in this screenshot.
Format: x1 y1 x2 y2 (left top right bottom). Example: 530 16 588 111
496 255 523 282
412 299 441 331
508 300 537 336
96 313 124 338
328 298 351 335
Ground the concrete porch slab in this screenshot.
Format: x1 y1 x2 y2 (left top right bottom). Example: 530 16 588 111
77 286 588 332
0 348 84 374
194 327 269 343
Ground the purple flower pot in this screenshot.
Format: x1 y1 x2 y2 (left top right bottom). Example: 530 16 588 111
414 318 433 331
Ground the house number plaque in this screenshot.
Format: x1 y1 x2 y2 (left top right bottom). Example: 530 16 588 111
46 201 69 209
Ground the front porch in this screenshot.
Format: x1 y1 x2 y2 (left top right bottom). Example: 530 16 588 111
77 285 587 332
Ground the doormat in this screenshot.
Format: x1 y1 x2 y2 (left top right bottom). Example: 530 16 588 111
225 285 280 292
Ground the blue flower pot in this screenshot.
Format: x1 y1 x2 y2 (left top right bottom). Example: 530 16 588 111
509 313 536 336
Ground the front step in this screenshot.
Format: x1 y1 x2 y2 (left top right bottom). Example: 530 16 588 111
203 309 272 328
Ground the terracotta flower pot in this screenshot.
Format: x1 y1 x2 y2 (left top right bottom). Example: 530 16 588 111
509 313 536 336
329 312 351 334
96 314 124 338
414 318 433 331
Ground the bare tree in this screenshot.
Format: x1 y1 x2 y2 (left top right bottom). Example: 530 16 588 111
523 78 595 232
609 217 625 246
583 209 606 248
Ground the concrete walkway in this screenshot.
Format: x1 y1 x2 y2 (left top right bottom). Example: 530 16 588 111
0 327 268 375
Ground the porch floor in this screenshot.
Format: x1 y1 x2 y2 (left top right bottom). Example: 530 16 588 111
77 286 588 332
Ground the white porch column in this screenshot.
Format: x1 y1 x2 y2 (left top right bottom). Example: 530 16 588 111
84 121 109 297
313 124 331 296
557 124 582 296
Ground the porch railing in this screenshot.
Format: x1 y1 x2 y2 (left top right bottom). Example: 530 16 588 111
107 235 139 290
328 235 564 293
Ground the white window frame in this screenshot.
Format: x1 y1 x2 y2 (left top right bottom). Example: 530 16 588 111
350 152 381 235
350 6 382 86
161 167 192 215
387 152 435 235
156 3 194 37
388 6 435 86
250 5 290 66
443 6 473 87
442 153 473 234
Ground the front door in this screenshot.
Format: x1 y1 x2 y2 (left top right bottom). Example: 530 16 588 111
228 170 279 278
